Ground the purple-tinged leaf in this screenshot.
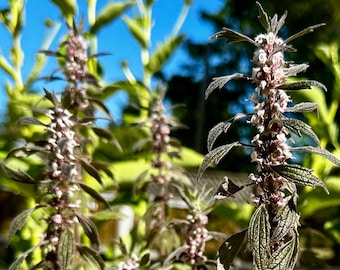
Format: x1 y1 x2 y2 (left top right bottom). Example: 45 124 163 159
205 73 246 100
76 215 101 250
217 229 247 270
284 23 326 45
290 146 340 167
270 164 329 194
0 161 35 184
209 27 256 45
59 229 75 270
214 176 244 200
196 142 241 181
248 204 270 270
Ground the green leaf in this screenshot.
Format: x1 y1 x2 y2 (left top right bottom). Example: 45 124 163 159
270 164 329 194
196 142 240 181
0 161 35 184
90 1 134 34
122 16 148 48
8 206 43 243
268 232 298 270
79 159 103 185
277 80 327 92
76 214 100 250
78 182 111 209
285 102 318 114
271 202 299 245
290 146 340 167
77 244 105 270
280 118 320 145
51 0 77 23
146 35 185 74
8 255 26 270
248 204 270 270
218 229 247 270
59 229 75 270
17 116 46 126
209 27 256 45
255 1 270 32
284 23 326 45
205 73 246 100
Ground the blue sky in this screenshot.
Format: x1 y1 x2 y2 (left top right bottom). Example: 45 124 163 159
0 0 223 119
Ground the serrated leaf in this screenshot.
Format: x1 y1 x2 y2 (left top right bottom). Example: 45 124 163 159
123 16 148 48
272 10 288 35
146 35 185 74
8 206 43 242
208 122 232 151
79 159 103 185
76 215 100 250
17 116 46 126
77 244 105 270
284 63 309 77
277 80 327 92
59 229 75 270
218 229 247 270
78 182 111 209
205 73 246 100
248 204 270 270
270 164 329 194
0 161 35 184
284 23 326 45
214 176 244 200
267 235 297 270
271 203 299 245
285 102 318 114
256 2 270 31
290 146 340 167
280 118 320 145
209 27 256 45
196 142 240 181
90 2 134 34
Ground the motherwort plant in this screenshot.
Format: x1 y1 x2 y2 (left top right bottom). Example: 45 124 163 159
197 2 340 269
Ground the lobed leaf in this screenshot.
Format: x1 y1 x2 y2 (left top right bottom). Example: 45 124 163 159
280 118 320 145
270 164 329 194
284 102 318 114
59 229 75 270
272 10 288 35
248 204 270 270
209 27 256 45
284 23 326 45
277 80 327 92
0 161 35 184
205 73 246 100
76 214 101 250
196 142 240 181
218 229 248 270
290 146 340 167
90 1 134 34
256 1 270 32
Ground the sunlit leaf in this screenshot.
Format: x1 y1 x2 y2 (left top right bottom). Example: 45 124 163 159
280 118 320 145
284 102 318 114
284 63 309 77
218 229 247 270
59 229 75 270
77 244 105 269
90 1 134 34
0 161 35 184
146 35 185 74
277 80 327 92
284 23 326 45
209 27 256 45
248 204 270 270
267 236 297 270
196 142 241 181
290 146 340 167
205 73 246 100
76 215 101 250
51 0 77 23
122 16 148 48
270 164 329 194
255 1 270 32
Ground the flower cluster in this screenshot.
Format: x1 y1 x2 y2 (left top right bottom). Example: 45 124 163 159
182 212 209 265
117 255 140 270
64 27 88 83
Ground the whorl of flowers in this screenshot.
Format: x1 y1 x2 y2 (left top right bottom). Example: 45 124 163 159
197 2 340 269
182 212 209 265
116 254 140 270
